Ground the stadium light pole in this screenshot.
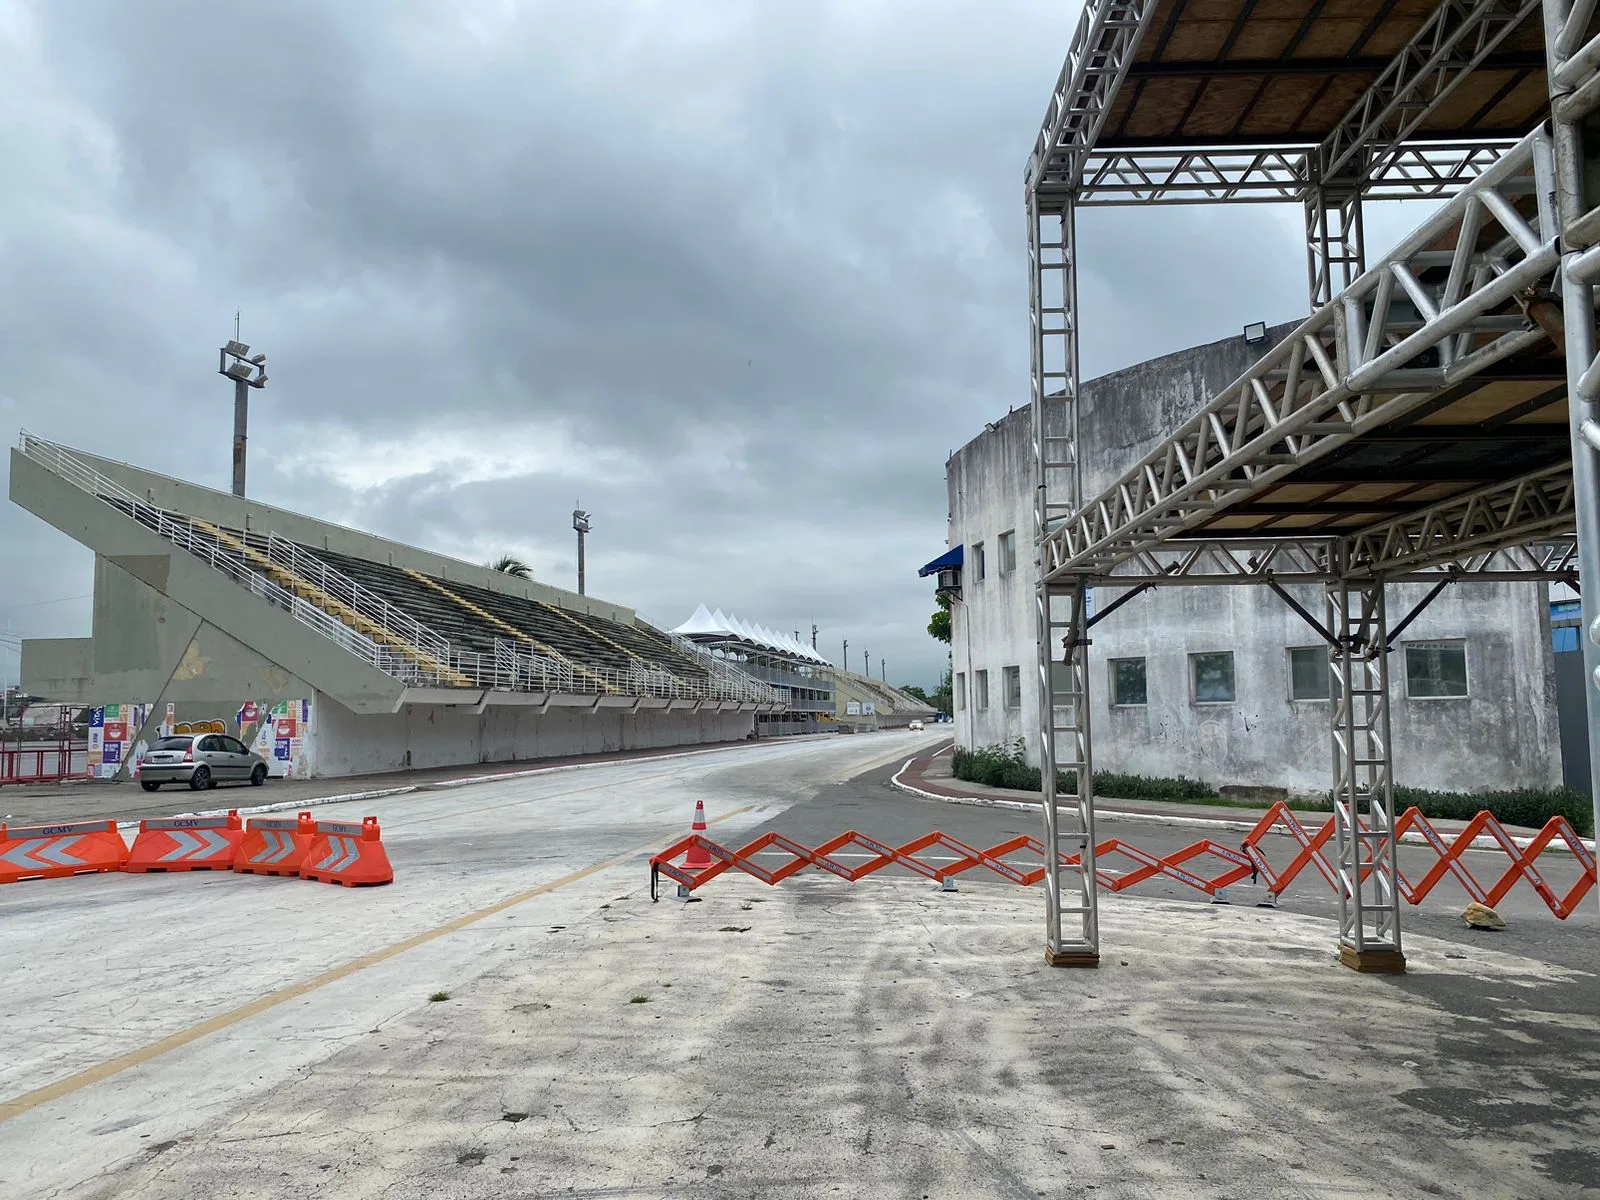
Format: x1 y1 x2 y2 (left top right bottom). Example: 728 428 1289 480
572 507 590 595
217 332 267 498
842 639 848 673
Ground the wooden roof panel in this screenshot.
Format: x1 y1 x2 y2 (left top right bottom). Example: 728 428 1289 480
1090 0 1558 148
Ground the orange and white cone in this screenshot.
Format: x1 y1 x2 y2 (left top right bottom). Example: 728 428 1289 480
684 799 713 870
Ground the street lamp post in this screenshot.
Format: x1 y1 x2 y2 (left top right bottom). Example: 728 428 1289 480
217 337 267 497
572 508 591 595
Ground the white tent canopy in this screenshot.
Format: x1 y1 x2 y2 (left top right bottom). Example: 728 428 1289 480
671 607 833 665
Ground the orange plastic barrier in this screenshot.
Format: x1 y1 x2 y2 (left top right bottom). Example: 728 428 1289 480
0 819 128 883
235 812 317 877
650 805 1598 919
300 817 393 887
125 811 244 873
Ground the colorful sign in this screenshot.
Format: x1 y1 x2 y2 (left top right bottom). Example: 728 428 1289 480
87 704 150 779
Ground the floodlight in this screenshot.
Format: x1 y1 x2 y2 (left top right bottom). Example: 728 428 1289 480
224 361 254 381
225 340 250 358
1243 322 1268 344
251 374 268 388
249 353 267 365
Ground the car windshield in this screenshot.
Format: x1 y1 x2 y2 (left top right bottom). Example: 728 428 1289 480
153 736 194 750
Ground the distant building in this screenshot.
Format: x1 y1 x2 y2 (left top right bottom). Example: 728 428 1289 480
936 327 1563 797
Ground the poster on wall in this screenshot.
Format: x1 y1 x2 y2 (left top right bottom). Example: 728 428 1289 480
862 703 876 715
846 701 861 716
247 698 314 778
88 704 151 779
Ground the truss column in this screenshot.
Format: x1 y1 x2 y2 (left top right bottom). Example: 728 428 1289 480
1305 164 1367 309
1030 189 1096 966
1037 578 1099 966
1546 0 1600 856
1327 580 1405 974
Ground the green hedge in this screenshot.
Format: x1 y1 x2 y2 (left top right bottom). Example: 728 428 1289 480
1305 784 1593 837
951 742 1217 804
950 742 1592 834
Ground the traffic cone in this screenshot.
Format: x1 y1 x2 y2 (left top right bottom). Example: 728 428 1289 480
685 800 713 870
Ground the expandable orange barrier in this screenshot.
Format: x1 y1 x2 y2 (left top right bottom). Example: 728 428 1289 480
0 819 128 883
650 804 1598 918
300 817 393 887
235 812 317 877
125 811 244 873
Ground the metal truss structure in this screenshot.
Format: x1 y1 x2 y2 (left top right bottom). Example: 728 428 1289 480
1024 0 1600 971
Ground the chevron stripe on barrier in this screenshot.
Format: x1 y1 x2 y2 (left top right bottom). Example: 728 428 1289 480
649 805 1598 919
125 811 244 873
300 817 393 887
235 812 317 877
0 820 128 883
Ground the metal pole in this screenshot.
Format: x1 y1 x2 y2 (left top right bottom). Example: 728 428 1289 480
231 376 248 498
1546 0 1600 858
577 528 586 595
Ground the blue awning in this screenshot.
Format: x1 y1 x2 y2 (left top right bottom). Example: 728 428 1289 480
918 545 963 577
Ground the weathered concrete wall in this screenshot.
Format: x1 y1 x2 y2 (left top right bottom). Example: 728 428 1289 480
944 324 1563 795
11 451 404 714
44 447 634 624
310 695 754 776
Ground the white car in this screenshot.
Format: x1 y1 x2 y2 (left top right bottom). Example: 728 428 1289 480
908 719 925 732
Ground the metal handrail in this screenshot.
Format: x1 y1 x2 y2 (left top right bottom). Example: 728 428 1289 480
18 431 788 704
262 533 453 664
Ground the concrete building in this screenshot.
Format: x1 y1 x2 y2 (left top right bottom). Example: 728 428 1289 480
939 327 1562 797
11 435 787 779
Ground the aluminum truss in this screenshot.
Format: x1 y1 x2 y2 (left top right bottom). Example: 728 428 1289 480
1321 0 1543 186
1327 581 1405 971
1079 142 1513 206
1027 0 1160 966
1023 0 1596 966
1043 129 1560 581
1544 0 1600 843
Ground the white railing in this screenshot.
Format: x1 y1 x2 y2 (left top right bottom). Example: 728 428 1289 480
664 632 785 704
262 533 454 667
19 431 786 705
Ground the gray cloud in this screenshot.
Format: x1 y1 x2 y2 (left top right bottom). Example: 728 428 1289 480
0 0 1411 692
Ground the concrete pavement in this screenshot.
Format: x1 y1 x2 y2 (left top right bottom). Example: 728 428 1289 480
4 731 1598 1198
0 730 943 1198
49 877 1600 1199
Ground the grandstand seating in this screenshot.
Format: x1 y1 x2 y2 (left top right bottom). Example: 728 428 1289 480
86 477 772 703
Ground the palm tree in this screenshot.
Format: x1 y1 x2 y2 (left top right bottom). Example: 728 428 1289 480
487 554 532 579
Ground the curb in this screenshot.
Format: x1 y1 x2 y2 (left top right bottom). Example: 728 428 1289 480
888 756 1597 856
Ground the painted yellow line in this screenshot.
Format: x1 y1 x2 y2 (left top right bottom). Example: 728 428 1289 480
0 804 755 1124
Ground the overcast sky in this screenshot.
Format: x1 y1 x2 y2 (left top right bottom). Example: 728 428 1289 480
1 0 1435 692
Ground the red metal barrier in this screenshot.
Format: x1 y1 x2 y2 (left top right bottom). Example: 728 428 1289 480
651 804 1598 918
0 741 88 786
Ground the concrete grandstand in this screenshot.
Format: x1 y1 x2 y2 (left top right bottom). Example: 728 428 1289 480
9 434 802 778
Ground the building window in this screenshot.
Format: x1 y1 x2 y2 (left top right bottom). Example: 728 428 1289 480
1003 665 1022 709
972 542 986 582
1405 641 1468 699
998 530 1016 575
975 669 990 710
1288 646 1332 701
1190 652 1235 704
955 672 966 711
1109 658 1147 707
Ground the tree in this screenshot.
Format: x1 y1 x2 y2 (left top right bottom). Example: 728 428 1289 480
927 593 952 644
488 555 532 579
900 685 931 704
932 664 953 714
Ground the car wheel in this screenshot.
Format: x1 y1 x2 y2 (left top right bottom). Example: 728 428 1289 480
189 765 211 791
250 764 267 787
140 781 161 792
